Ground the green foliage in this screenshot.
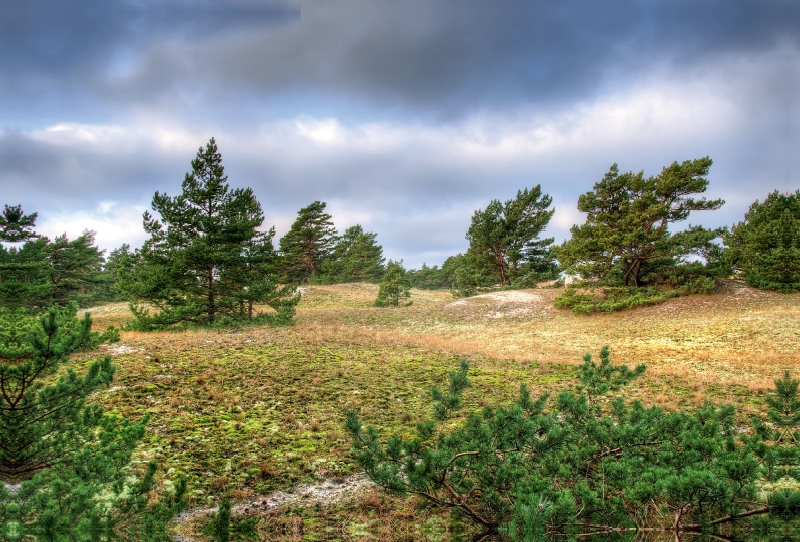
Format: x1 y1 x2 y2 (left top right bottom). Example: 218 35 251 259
0 305 184 538
765 371 800 443
44 230 107 307
555 158 726 288
374 260 412 307
279 201 338 284
465 186 557 287
0 206 108 309
0 204 39 243
118 138 297 328
348 349 796 537
407 254 478 292
726 190 800 293
95 243 135 303
316 224 385 284
554 286 677 314
577 345 646 403
206 499 231 542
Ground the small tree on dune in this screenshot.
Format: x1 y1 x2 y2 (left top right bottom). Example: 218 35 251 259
374 260 411 307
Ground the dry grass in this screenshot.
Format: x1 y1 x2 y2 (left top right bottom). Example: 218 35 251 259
76 279 798 514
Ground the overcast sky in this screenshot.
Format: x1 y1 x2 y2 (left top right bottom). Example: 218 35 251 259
2 0 798 267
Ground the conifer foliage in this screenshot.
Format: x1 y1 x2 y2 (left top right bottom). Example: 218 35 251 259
725 190 800 293
556 158 725 287
374 260 411 307
319 224 385 283
0 206 106 309
347 348 798 537
0 306 184 537
0 205 39 243
465 186 557 287
279 201 338 283
119 138 298 328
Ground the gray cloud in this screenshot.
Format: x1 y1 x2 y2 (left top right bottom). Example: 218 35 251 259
3 1 797 122
1 1 797 267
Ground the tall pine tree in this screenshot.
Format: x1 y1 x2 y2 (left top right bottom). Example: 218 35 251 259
279 201 338 283
120 138 296 327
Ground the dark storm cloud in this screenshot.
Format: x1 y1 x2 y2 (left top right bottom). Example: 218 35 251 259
3 0 797 120
1 1 797 266
0 0 299 123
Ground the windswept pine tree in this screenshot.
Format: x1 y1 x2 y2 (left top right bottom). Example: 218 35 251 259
119 138 297 328
279 201 338 283
319 224 385 283
556 158 725 288
465 185 557 287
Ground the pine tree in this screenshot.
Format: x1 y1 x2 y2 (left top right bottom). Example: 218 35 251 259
0 239 52 310
0 207 109 309
279 201 338 283
374 260 411 307
725 190 800 293
320 224 385 283
120 138 297 327
555 158 725 287
44 230 106 306
465 186 556 287
347 351 783 537
0 205 39 244
0 306 185 537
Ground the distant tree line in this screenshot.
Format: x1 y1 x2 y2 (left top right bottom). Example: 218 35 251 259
3 142 798 321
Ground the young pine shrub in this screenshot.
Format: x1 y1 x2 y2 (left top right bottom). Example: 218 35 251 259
347 348 795 537
374 261 412 307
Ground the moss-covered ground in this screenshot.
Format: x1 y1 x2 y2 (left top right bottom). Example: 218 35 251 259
74 280 799 539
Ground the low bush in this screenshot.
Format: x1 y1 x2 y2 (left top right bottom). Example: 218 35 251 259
554 286 677 313
347 349 800 538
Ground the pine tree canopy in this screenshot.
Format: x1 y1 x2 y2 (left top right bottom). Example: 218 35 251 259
465 186 556 287
118 138 298 327
725 190 800 293
0 211 106 310
0 205 39 243
279 201 338 283
319 224 386 283
555 157 725 287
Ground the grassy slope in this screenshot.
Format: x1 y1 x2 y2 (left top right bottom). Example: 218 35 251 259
78 281 799 512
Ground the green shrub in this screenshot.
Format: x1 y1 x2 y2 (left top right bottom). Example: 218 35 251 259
554 286 675 314
347 350 796 537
